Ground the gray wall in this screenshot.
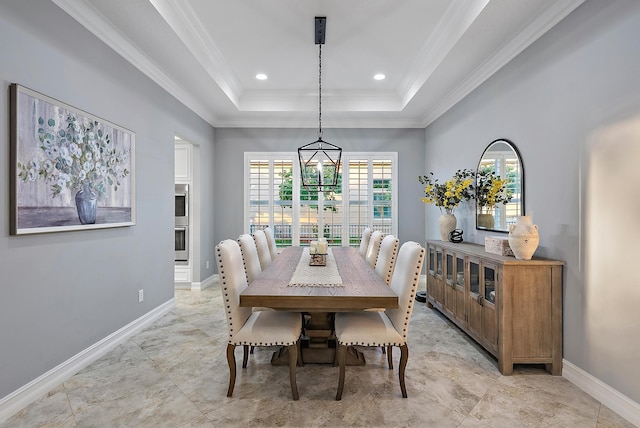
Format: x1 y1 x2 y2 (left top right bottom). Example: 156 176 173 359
0 0 215 399
424 0 640 403
213 128 426 249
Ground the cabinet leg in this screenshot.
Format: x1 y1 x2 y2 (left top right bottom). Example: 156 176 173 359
426 301 434 309
546 362 562 376
499 360 513 375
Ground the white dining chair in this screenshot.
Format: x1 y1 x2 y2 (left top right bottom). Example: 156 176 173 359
334 241 425 400
365 230 383 268
375 234 399 286
215 239 302 400
264 226 279 260
237 234 262 284
358 227 373 257
252 229 272 270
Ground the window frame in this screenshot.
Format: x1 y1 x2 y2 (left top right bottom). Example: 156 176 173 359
244 151 397 247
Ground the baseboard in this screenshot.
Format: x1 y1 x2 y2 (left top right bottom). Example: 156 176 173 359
563 359 640 426
191 274 218 292
0 298 175 424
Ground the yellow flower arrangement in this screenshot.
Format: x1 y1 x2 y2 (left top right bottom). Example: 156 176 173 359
418 169 474 213
475 169 512 213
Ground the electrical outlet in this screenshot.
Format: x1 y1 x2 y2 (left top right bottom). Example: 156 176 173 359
138 289 144 303
206 260 209 269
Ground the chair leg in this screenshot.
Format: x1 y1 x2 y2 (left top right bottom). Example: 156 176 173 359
288 343 299 400
335 344 347 401
399 344 409 398
297 342 304 367
242 345 249 368
387 345 393 369
250 346 254 354
226 344 236 397
381 346 386 354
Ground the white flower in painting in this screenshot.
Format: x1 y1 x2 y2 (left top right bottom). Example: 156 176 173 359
27 169 38 182
43 159 54 174
83 160 94 173
84 151 93 162
60 147 73 166
29 159 40 170
95 163 107 177
57 173 70 188
117 151 128 162
69 142 81 158
45 145 59 159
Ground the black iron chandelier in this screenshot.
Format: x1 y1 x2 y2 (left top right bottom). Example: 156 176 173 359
298 17 342 190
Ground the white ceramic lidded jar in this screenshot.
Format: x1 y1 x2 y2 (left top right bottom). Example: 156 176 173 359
508 216 539 260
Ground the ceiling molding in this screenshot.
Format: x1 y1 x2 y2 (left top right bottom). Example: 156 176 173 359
213 116 425 129
148 0 244 107
398 0 491 108
420 0 586 127
52 0 219 125
238 89 402 112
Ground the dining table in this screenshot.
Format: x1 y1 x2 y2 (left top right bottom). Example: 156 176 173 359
240 246 398 365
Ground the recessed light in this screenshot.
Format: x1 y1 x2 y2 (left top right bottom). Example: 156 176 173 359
374 73 386 81
256 73 268 80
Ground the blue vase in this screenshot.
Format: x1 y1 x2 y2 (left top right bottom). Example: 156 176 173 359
75 183 97 224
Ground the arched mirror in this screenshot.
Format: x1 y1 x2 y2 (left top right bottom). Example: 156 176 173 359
476 139 524 232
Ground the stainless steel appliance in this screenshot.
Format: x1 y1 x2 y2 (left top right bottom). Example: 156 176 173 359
175 184 189 262
175 184 189 227
175 226 189 262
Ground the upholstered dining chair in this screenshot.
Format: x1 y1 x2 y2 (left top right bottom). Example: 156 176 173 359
375 234 400 286
215 239 302 400
334 241 425 400
263 226 279 260
358 227 373 257
252 229 272 270
237 234 262 284
365 230 384 268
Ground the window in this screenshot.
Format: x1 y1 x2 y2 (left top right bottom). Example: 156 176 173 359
245 152 397 247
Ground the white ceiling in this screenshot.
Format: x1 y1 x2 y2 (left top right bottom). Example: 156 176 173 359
52 0 584 128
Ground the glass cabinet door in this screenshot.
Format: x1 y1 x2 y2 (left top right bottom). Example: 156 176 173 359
484 265 496 304
456 256 464 286
428 247 435 273
446 253 454 284
469 260 480 295
436 249 443 277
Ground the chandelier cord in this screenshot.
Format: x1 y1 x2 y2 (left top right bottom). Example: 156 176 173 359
318 43 322 140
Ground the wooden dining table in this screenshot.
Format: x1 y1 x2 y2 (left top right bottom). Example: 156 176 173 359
240 246 398 365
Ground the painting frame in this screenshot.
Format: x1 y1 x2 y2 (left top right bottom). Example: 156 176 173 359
10 84 136 235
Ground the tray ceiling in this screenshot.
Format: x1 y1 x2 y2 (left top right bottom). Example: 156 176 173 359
52 0 584 128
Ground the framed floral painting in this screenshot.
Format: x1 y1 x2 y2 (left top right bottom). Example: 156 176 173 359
10 84 135 235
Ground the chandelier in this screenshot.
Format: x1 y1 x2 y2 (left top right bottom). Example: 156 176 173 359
298 17 342 190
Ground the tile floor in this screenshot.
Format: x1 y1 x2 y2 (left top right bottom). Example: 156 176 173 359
2 281 635 427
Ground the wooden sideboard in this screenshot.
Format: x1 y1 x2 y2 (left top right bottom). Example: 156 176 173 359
425 240 563 375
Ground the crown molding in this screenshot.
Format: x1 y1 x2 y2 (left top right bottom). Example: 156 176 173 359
148 0 244 107
238 89 402 112
52 0 219 125
420 0 586 127
398 0 491 108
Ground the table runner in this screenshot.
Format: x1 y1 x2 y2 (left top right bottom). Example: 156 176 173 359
288 247 344 287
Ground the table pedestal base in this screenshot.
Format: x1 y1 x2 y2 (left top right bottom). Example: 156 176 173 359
271 312 366 366
271 344 365 366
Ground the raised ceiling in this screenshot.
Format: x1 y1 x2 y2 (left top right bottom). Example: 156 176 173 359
52 0 584 128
